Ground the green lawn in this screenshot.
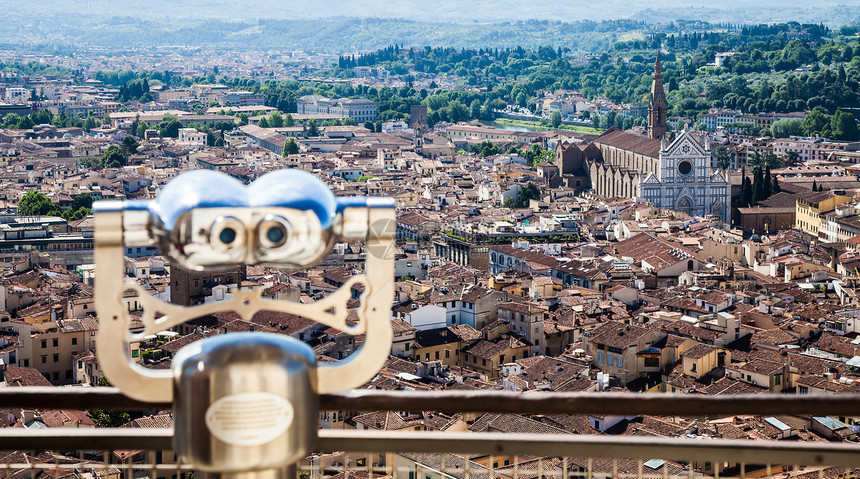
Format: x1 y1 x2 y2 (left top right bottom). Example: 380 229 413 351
493 118 602 134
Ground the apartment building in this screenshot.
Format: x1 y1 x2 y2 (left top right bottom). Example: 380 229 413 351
773 136 856 163
296 95 378 122
795 191 852 237
5 318 98 385
586 321 663 385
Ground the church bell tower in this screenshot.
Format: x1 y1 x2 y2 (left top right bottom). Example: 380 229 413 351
647 52 667 140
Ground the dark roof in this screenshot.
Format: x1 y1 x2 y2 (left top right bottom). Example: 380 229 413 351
593 127 661 159
757 192 801 208
590 321 653 349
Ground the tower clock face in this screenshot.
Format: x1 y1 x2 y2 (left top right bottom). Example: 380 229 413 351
678 160 693 176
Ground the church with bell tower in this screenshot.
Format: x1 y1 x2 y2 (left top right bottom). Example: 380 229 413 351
556 53 731 221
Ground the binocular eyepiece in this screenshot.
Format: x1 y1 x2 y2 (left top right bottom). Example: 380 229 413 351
99 169 392 270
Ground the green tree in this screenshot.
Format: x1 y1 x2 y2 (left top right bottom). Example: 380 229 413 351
470 99 482 120
18 191 59 216
62 207 92 221
258 117 269 128
136 121 149 138
121 135 139 157
515 92 527 107
72 194 93 211
83 115 98 132
763 163 772 199
551 111 562 128
269 112 284 128
801 110 830 137
284 114 295 127
753 166 765 203
447 100 469 123
307 119 319 137
711 145 734 170
158 115 182 138
100 145 126 168
283 138 299 156
505 182 541 208
771 118 803 138
76 157 101 170
739 167 752 207
89 377 131 428
830 110 860 141
812 179 818 192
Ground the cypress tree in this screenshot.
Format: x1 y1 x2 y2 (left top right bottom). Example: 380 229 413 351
772 174 781 194
812 179 818 191
742 175 753 208
753 166 765 203
763 163 772 199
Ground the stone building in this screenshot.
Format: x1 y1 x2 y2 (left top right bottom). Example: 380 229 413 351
555 54 731 221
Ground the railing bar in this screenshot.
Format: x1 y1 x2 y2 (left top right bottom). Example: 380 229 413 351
315 431 860 467
740 461 745 479
5 388 860 416
612 458 617 479
320 391 860 416
587 457 592 479
344 452 349 477
4 429 860 469
637 459 643 479
0 387 171 410
147 450 156 479
563 456 568 479
714 457 719 479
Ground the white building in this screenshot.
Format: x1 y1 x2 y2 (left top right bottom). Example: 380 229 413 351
639 131 731 220
773 136 853 163
296 95 378 122
5 87 29 103
178 128 207 147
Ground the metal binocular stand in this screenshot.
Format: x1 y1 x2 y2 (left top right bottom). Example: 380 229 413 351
0 169 858 479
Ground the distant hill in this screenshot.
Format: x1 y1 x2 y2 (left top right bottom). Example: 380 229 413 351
1 1 858 54
9 0 860 23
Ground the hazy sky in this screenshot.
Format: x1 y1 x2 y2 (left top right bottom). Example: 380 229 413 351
11 0 857 23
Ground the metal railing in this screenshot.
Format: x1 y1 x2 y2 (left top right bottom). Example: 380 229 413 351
1 388 860 478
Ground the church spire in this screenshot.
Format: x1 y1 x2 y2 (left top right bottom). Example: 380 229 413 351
647 51 667 140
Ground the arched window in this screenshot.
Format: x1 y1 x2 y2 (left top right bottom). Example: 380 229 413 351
687 260 694 270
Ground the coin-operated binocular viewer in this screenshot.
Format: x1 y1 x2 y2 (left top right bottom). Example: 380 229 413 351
94 169 395 479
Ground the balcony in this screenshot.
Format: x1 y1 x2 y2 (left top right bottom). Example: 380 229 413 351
1 387 859 479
